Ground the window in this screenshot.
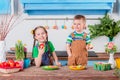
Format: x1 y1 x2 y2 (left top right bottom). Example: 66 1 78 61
0 0 11 14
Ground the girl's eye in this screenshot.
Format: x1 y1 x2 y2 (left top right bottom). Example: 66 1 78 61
36 33 40 36
41 32 45 35
77 24 80 26
36 32 45 36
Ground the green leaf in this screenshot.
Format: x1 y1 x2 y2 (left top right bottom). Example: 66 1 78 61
88 14 120 40
15 40 25 60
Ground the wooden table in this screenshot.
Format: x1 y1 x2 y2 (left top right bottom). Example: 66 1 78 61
0 66 118 80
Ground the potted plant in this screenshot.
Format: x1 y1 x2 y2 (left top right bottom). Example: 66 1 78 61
88 14 120 41
105 42 117 69
0 14 22 62
105 42 117 54
15 40 25 69
88 14 120 69
15 40 31 69
15 40 25 61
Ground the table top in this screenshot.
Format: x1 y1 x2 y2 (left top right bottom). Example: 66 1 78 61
0 66 118 80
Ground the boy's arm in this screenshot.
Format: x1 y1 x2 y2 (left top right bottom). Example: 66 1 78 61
85 34 93 50
66 44 72 57
86 44 93 50
66 33 73 57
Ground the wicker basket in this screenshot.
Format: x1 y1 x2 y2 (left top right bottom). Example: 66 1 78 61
0 68 20 74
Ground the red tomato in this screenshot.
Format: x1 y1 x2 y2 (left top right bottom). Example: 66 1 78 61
0 62 4 68
0 63 2 68
1 62 10 68
9 63 15 68
8 59 14 64
15 62 21 68
39 44 44 49
8 59 15 68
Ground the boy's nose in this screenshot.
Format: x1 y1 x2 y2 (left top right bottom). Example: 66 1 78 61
76 25 79 27
76 24 80 26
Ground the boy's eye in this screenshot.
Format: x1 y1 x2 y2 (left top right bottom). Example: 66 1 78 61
73 23 77 25
73 23 81 26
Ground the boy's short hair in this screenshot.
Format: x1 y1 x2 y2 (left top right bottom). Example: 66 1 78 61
74 15 86 22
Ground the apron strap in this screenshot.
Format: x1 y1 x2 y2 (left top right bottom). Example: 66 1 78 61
71 32 75 38
46 42 53 65
71 32 75 41
83 32 87 40
71 32 87 40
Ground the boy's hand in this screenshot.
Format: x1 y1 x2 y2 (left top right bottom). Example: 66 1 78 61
68 53 72 57
86 44 93 50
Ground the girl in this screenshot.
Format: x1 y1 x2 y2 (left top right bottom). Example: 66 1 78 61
32 26 61 67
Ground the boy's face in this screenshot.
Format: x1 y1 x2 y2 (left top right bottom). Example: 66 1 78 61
73 19 85 32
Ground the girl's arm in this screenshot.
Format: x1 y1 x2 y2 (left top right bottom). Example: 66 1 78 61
66 44 72 57
34 47 45 67
52 52 61 66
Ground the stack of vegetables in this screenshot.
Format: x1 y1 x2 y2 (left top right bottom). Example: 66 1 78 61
94 62 111 71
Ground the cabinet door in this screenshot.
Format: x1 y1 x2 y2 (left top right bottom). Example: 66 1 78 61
20 0 116 15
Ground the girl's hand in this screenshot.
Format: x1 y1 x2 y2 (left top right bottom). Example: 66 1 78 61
35 46 45 67
56 61 61 67
38 47 45 56
39 44 44 49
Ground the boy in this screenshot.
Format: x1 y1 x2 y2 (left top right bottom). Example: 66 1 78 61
66 15 93 66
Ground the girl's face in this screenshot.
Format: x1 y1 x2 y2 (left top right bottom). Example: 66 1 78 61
34 28 47 43
73 19 85 33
